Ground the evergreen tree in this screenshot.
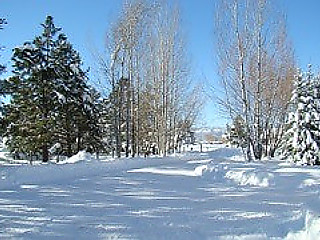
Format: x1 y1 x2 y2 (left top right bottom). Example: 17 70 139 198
4 76 42 157
0 18 8 135
281 70 320 165
0 18 7 75
99 95 115 155
3 16 104 161
5 16 60 162
52 33 105 157
81 87 105 154
52 34 90 156
227 115 247 149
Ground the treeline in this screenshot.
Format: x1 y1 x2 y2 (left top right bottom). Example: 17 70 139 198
0 1 201 162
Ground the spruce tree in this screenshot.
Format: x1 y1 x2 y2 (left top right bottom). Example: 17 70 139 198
100 97 113 154
0 18 7 75
52 34 89 156
5 16 60 161
4 16 105 161
281 70 320 165
81 87 105 154
0 18 8 135
52 32 105 157
227 115 247 149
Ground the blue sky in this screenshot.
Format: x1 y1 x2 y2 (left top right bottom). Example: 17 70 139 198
1 0 320 128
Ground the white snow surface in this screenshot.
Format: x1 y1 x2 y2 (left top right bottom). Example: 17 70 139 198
225 169 274 187
0 146 320 239
285 212 320 240
128 164 211 177
58 150 95 164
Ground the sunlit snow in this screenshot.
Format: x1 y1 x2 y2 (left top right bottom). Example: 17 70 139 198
0 145 320 239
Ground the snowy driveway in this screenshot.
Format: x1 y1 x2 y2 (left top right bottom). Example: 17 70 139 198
0 148 320 239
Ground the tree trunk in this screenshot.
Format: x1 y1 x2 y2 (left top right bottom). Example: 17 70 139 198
42 144 49 162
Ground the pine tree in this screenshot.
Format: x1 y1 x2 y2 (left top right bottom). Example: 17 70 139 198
227 115 247 149
0 18 8 135
81 87 105 155
4 16 104 161
52 34 89 156
0 18 7 75
100 93 116 156
49 27 105 157
5 16 60 161
281 70 320 165
4 76 42 157
281 73 303 162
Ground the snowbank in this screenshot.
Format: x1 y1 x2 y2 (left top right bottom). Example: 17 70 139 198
58 151 94 164
0 161 104 190
128 167 198 177
194 164 210 176
285 212 320 240
219 212 320 240
301 178 320 187
225 170 274 187
128 164 215 177
202 147 246 162
220 234 268 240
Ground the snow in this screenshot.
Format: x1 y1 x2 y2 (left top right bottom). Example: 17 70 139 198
58 150 95 164
54 91 66 103
181 143 222 152
285 212 320 240
220 233 268 240
128 164 211 177
128 167 200 177
0 145 320 239
225 169 274 187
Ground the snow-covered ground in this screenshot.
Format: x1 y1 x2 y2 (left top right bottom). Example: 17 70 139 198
0 145 320 239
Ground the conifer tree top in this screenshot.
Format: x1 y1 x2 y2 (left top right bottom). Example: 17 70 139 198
41 16 61 38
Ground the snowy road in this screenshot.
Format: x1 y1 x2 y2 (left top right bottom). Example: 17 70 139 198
0 148 320 239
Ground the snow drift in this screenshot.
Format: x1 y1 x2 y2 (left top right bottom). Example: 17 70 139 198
225 169 274 187
128 164 213 177
285 211 320 240
58 151 94 164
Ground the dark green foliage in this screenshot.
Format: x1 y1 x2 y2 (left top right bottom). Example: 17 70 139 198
227 115 247 149
0 18 7 29
281 70 320 165
0 18 7 82
5 16 60 162
81 88 106 154
2 16 104 161
98 96 113 154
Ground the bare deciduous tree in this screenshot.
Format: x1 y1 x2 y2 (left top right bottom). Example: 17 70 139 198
96 0 202 157
214 0 296 160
